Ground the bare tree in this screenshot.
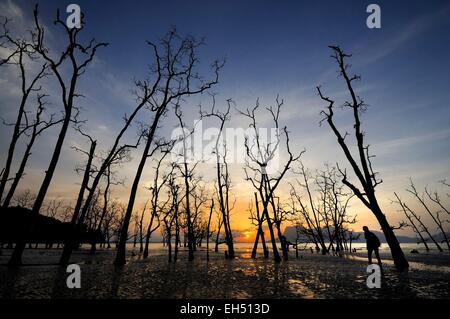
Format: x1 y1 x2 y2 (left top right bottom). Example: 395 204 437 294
393 192 430 251
59 127 97 263
315 165 355 254
191 183 209 250
167 170 182 262
291 163 327 254
0 18 48 204
289 185 321 252
206 198 214 261
214 212 224 253
316 46 409 271
174 104 202 261
115 29 223 265
142 150 173 258
239 96 303 261
201 96 235 258
11 189 36 209
2 95 63 208
425 187 450 216
137 200 148 253
249 192 269 258
440 179 450 199
406 179 449 251
8 5 107 265
89 165 123 254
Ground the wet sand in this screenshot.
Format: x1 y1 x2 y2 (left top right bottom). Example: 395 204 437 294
0 247 449 299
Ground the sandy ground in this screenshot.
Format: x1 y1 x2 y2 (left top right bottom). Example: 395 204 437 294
0 246 449 299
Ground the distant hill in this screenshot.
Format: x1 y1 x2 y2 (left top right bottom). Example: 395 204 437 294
0 206 101 244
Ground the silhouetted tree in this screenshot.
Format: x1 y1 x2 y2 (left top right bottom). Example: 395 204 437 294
425 187 449 216
214 212 224 253
11 189 36 209
136 200 148 253
206 198 214 261
406 179 449 251
8 5 107 265
0 17 48 204
1 95 62 208
393 192 430 252
249 192 269 258
143 151 172 259
115 29 222 265
60 127 97 264
89 165 124 254
316 46 409 271
201 96 236 258
239 96 303 261
174 104 201 261
291 163 327 254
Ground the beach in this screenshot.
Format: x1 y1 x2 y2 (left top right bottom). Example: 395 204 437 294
1 244 449 299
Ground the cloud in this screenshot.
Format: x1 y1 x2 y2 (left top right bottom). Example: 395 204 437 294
0 0 24 21
374 129 450 156
357 3 450 65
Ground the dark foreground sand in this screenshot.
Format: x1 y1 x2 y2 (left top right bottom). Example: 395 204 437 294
0 247 449 299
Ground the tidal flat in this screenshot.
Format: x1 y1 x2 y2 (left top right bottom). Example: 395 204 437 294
1 245 449 299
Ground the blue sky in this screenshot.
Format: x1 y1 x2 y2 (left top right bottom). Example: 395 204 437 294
1 0 449 235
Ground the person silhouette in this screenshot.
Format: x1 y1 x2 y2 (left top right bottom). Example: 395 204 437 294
363 226 382 266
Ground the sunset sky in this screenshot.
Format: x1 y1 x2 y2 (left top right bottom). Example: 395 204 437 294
1 0 449 242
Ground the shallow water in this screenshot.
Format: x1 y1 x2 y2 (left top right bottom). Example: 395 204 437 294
1 245 449 299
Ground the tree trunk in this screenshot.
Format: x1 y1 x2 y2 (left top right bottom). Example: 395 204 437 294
372 202 409 270
60 140 96 265
115 114 160 265
9 114 72 266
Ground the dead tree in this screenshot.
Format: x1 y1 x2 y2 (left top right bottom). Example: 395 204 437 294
348 231 360 253
137 200 149 253
214 213 224 252
206 198 215 261
393 193 430 251
0 17 48 204
162 191 175 262
2 95 63 208
142 150 173 258
59 127 97 263
167 170 182 262
162 170 183 263
174 104 202 261
11 189 36 209
89 165 123 254
440 179 450 199
250 192 269 258
292 163 327 254
191 183 209 249
201 96 236 258
425 187 450 217
102 199 122 249
115 30 222 265
406 180 450 251
289 186 321 252
239 96 303 261
316 165 355 253
8 5 107 266
399 195 441 251
316 46 409 271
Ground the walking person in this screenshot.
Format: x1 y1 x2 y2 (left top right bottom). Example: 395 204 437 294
363 226 382 266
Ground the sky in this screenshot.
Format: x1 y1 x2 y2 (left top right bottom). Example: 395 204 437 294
1 0 449 241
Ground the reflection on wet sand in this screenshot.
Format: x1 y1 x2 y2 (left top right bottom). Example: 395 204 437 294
1 246 449 299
